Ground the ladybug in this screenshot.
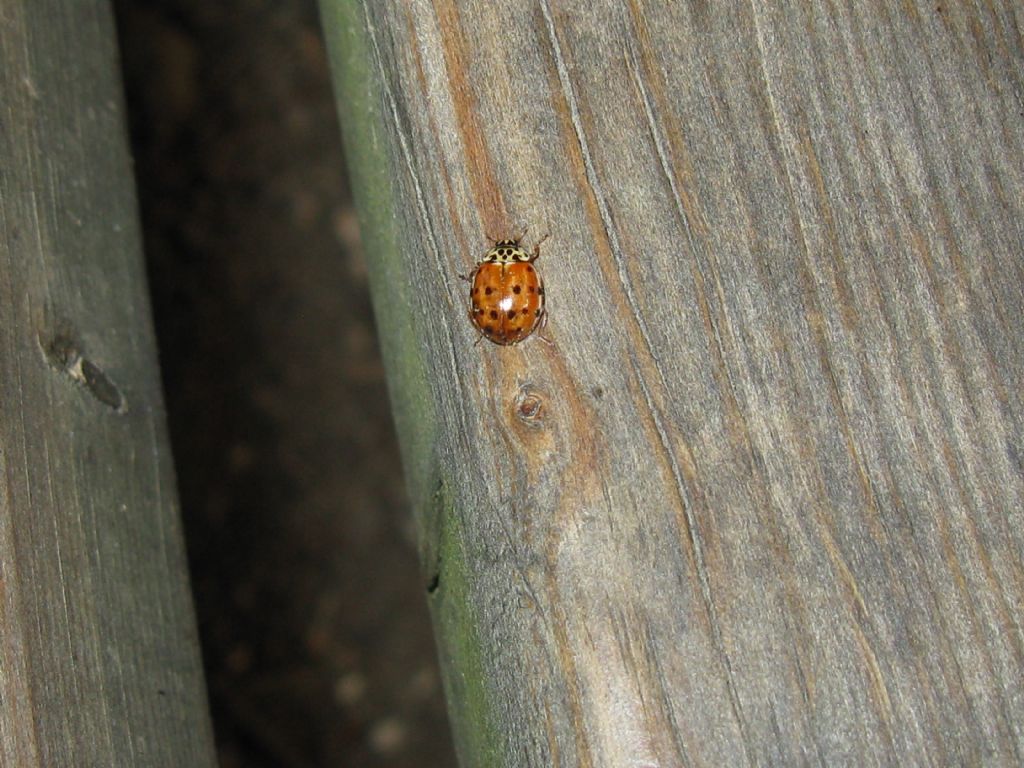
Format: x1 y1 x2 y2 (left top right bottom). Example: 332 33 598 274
463 232 548 345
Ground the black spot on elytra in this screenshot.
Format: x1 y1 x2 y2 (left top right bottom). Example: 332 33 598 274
484 325 493 334
485 286 493 295
513 285 521 294
490 310 498 319
508 310 517 319
528 285 535 293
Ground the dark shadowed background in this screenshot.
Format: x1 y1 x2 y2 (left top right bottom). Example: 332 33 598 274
112 1 456 765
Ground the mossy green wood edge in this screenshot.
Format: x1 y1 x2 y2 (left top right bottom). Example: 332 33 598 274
318 3 500 764
429 480 505 767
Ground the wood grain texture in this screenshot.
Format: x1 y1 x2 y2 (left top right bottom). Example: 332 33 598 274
321 0 1024 764
0 1 216 765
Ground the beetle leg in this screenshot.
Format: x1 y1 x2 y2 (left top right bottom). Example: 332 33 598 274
531 232 549 262
534 306 553 345
466 307 487 345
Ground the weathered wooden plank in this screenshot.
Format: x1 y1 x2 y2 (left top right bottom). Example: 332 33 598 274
0 1 216 765
321 0 1024 764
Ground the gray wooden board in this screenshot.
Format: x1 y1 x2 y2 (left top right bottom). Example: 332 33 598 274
322 1 1024 765
0 1 216 765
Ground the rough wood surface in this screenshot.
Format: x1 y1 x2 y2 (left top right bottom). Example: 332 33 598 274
321 1 1024 765
0 2 216 765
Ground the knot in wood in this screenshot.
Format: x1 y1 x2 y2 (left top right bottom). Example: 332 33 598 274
514 386 545 426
